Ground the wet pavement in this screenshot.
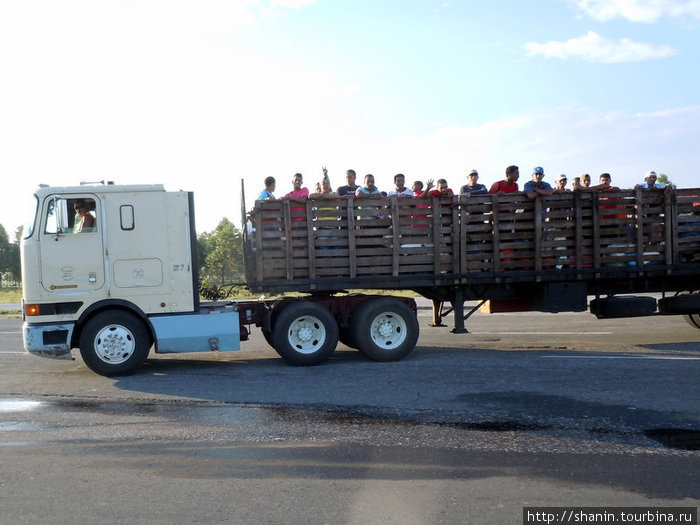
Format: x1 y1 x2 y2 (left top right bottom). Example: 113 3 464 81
1 309 699 524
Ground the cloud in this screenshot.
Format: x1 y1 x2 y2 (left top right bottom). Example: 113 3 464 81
569 0 700 22
524 31 678 62
270 0 316 8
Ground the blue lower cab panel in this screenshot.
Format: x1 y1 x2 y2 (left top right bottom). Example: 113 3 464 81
150 310 240 353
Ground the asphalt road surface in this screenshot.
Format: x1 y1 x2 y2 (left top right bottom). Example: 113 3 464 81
1 304 698 525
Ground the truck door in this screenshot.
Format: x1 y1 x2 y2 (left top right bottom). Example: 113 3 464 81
39 195 106 293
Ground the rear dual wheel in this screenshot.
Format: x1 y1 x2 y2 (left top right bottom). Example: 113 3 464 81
271 301 339 366
350 298 419 361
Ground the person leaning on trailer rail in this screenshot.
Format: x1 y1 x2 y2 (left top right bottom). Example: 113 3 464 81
309 169 337 199
310 171 339 246
524 166 554 199
387 173 414 198
554 173 571 193
636 170 666 190
355 173 382 198
410 180 430 228
489 165 520 195
337 169 360 197
282 172 310 224
257 176 276 201
592 172 620 192
460 169 488 195
427 178 454 197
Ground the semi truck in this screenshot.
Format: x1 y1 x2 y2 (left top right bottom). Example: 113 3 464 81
20 182 700 376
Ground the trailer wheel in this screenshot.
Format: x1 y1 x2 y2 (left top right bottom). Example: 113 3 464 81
338 326 357 349
261 302 289 348
351 298 419 362
271 302 338 366
658 293 700 315
79 311 151 376
685 314 700 329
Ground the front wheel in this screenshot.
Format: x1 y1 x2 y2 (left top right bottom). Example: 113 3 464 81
79 311 151 376
271 301 339 366
350 298 419 362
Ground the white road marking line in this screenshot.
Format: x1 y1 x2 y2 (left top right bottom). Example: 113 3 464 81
543 355 700 360
470 331 613 335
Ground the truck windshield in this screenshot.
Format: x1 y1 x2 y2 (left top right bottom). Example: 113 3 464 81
23 195 39 239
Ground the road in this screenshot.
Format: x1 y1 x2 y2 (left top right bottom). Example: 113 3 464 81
0 305 698 524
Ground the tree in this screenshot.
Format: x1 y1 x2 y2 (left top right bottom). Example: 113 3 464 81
0 225 10 281
199 218 244 287
657 173 674 187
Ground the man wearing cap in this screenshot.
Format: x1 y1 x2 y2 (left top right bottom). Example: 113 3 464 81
524 166 553 199
460 169 488 195
554 174 570 193
636 170 666 190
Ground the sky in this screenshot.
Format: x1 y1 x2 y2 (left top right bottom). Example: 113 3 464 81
1 0 699 237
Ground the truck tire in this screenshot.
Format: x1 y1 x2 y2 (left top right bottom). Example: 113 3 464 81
589 296 656 318
685 314 700 329
658 293 700 315
271 301 339 366
338 326 357 349
261 301 289 348
350 297 419 362
78 311 151 376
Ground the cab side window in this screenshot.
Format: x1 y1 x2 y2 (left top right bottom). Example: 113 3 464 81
44 198 98 234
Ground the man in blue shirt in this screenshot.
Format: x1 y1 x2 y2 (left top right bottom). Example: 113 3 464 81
524 166 553 199
460 169 488 195
636 170 666 190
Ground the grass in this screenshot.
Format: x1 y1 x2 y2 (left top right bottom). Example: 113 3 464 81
0 287 22 318
0 287 21 303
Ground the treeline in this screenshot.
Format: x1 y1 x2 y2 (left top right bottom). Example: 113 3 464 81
196 218 246 297
0 225 21 286
0 219 245 292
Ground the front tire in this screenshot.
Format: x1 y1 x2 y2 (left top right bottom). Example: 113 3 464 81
79 311 151 376
271 301 339 366
350 298 419 361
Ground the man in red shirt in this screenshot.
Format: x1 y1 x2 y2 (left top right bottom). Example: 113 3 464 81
489 165 520 194
423 178 454 197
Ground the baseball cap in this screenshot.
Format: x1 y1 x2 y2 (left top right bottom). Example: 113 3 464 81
533 166 544 175
646 170 658 178
556 173 567 181
469 169 478 176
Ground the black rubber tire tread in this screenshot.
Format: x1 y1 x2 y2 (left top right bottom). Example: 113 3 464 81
270 301 338 366
684 314 700 329
262 301 290 348
78 310 151 376
338 325 357 349
350 297 419 362
589 296 656 318
658 294 700 315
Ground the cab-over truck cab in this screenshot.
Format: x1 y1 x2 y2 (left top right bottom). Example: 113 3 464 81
21 183 240 375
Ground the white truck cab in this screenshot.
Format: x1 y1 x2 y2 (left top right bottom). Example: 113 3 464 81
21 183 240 375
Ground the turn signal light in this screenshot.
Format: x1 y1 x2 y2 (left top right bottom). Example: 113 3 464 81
25 304 40 316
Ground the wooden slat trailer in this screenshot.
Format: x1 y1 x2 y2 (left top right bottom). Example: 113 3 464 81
244 188 700 350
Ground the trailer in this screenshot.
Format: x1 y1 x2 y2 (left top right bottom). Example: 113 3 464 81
20 182 700 376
